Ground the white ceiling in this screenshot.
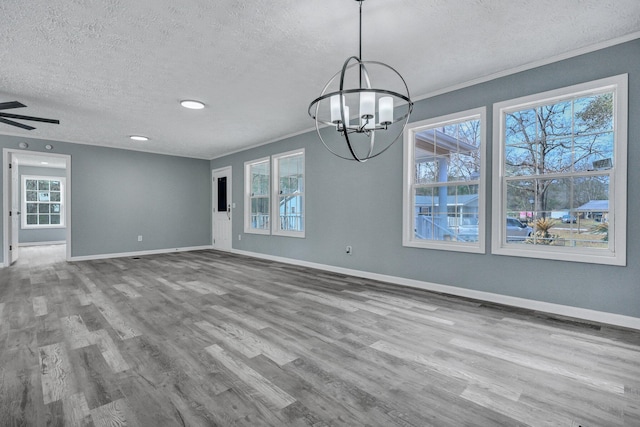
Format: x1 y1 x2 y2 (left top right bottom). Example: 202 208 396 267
1 0 638 160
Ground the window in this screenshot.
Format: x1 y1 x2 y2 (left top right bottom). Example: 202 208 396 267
244 157 270 234
492 74 627 265
22 176 65 228
272 149 305 237
403 108 486 253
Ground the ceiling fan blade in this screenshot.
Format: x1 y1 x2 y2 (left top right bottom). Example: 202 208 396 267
0 101 26 111
0 112 59 124
0 117 36 130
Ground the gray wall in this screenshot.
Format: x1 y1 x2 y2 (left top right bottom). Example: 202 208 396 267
210 39 640 318
1 138 212 258
18 165 67 244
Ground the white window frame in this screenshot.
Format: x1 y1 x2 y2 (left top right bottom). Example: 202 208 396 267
272 148 305 238
22 175 66 229
403 107 487 253
244 157 271 235
492 74 627 266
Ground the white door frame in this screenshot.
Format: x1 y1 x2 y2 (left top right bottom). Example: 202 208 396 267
2 148 72 267
10 153 19 264
211 166 232 251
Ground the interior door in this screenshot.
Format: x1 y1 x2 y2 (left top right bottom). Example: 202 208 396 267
10 154 20 264
212 167 232 250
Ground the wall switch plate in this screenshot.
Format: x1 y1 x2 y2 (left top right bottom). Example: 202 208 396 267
238 234 242 241
137 235 143 242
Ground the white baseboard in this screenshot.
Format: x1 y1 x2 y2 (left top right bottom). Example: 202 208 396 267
19 240 66 247
70 245 214 262
230 248 640 331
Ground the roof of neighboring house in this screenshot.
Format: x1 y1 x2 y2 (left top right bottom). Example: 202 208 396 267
415 129 478 160
576 200 609 211
416 194 479 207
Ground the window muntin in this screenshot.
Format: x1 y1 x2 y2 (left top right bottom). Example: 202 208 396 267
272 149 305 237
244 158 270 234
403 108 486 253
22 176 65 228
493 75 627 265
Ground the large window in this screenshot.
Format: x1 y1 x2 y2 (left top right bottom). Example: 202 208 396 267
492 74 627 265
403 108 486 253
272 149 305 237
244 157 270 234
22 175 65 228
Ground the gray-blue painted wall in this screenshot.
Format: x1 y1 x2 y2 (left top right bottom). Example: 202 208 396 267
210 39 640 318
18 165 67 244
1 138 212 258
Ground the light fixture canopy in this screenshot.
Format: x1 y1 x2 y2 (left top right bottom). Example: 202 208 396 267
308 0 413 162
180 100 205 110
129 135 149 141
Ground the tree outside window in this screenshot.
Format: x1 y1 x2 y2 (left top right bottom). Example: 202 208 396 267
493 74 627 265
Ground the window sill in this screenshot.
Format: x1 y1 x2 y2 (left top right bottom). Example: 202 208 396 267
243 228 270 235
491 244 625 266
21 225 66 230
403 238 485 254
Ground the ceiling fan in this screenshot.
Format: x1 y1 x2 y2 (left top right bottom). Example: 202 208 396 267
0 101 59 130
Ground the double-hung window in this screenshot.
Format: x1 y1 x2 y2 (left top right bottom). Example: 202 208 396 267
272 149 305 237
403 108 486 253
244 157 270 234
492 74 627 265
22 175 65 228
243 149 305 238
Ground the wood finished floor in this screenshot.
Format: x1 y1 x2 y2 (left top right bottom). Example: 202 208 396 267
1 245 639 426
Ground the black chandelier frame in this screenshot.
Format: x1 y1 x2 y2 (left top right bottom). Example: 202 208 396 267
308 0 414 162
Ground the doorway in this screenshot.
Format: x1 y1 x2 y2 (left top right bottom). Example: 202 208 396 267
212 166 232 251
2 148 71 267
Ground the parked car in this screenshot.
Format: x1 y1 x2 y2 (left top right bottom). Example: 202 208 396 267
506 218 533 241
561 214 577 223
454 218 533 242
457 219 479 242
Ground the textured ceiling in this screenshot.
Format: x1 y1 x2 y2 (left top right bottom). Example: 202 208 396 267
1 0 639 159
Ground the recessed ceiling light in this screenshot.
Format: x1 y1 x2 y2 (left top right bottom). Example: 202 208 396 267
41 161 49 165
130 135 149 141
180 100 205 109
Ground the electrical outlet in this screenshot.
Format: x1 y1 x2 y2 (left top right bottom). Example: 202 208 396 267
137 235 143 242
346 245 352 255
238 234 242 241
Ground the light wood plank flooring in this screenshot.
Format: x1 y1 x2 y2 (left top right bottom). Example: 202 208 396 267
1 245 639 426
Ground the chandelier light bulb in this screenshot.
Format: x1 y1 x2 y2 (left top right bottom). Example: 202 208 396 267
379 97 394 125
343 105 350 128
330 95 341 124
359 92 375 119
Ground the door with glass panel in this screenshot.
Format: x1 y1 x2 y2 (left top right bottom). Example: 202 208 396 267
212 167 232 250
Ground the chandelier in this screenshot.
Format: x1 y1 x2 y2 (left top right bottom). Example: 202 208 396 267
308 0 413 162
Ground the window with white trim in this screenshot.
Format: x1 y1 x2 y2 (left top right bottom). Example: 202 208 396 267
403 108 486 253
272 149 305 237
492 74 627 265
244 157 270 234
22 175 65 228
